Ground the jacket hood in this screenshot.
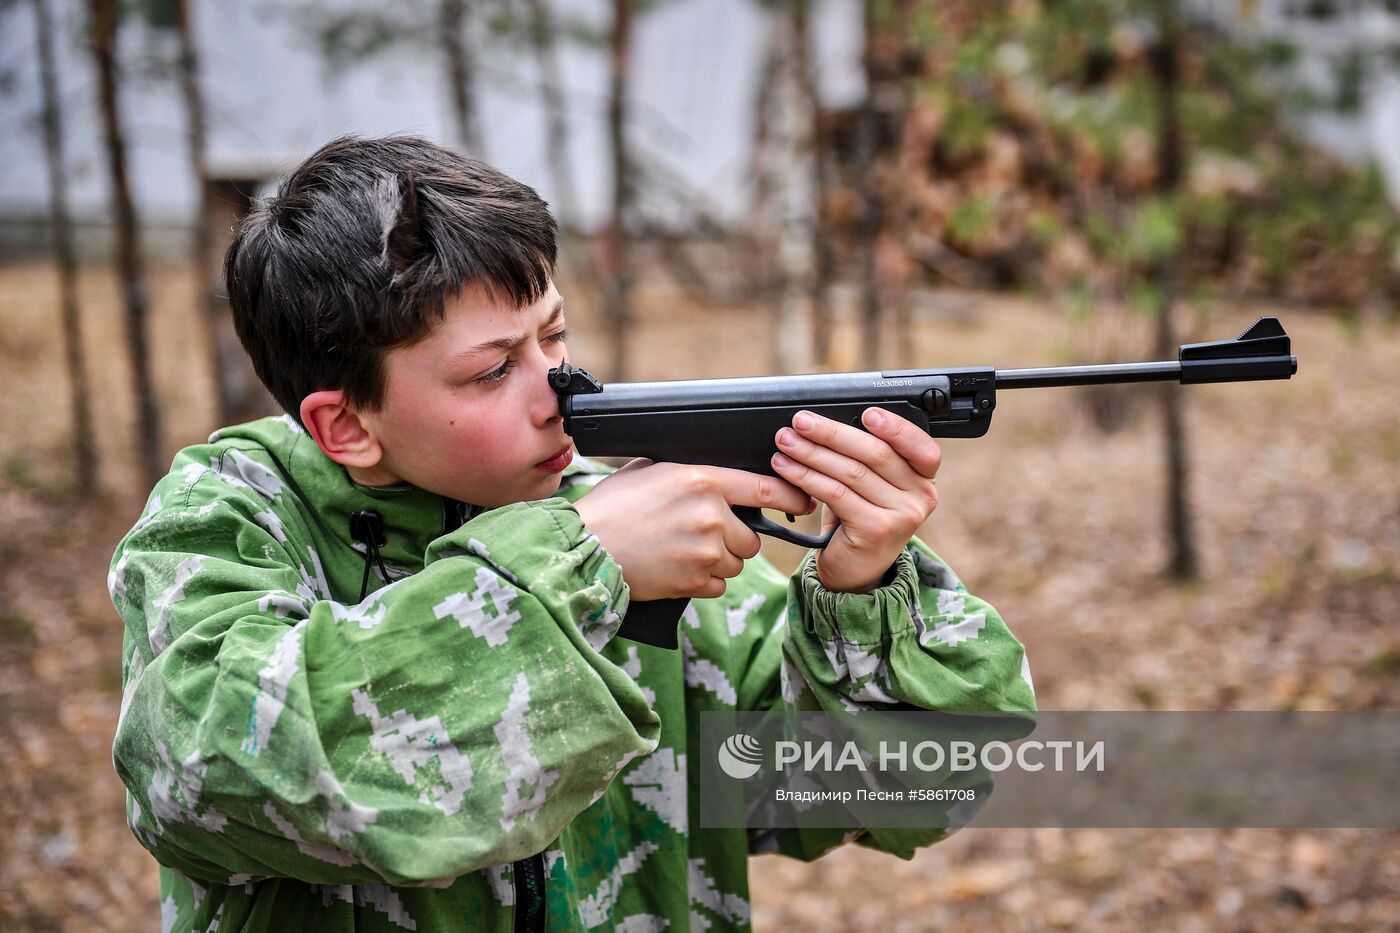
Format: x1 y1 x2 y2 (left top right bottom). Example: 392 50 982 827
207 415 596 573
210 415 451 573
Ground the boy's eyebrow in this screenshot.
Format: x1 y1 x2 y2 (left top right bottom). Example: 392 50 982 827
450 299 565 362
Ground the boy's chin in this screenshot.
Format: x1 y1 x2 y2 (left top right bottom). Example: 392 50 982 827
457 473 563 509
530 472 565 501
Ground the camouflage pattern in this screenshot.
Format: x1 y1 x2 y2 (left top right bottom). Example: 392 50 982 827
110 416 1035 931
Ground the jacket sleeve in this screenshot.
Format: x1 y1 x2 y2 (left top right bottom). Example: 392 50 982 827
110 462 658 887
736 538 1037 862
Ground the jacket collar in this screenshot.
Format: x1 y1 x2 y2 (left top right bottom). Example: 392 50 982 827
213 415 591 572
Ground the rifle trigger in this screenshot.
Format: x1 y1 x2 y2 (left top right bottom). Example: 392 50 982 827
732 506 837 549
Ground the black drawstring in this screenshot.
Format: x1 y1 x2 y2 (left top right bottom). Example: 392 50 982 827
350 509 389 601
443 498 469 535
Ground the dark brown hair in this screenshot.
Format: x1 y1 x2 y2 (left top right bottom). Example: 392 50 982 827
225 135 557 420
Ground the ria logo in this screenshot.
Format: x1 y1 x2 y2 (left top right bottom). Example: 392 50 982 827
717 733 763 779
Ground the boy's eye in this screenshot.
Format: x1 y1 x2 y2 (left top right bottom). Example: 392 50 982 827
475 358 517 385
467 328 567 386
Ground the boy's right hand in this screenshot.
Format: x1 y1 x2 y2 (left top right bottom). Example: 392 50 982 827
574 459 815 601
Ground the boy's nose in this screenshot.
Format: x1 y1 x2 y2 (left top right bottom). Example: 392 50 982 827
531 386 563 427
525 351 565 427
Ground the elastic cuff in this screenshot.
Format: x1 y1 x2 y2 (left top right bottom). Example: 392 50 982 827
797 549 920 647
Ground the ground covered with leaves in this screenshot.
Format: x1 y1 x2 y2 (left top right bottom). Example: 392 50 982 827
0 262 1396 929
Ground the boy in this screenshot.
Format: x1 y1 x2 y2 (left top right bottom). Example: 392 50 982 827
109 135 1035 931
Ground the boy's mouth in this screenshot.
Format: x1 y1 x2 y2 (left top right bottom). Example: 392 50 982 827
534 443 574 473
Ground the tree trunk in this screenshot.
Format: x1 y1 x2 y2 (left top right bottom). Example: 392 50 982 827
886 1 918 368
90 0 163 490
202 178 274 422
35 0 96 492
856 1 884 370
174 0 230 425
439 0 483 155
1151 0 1198 580
750 25 778 304
524 0 597 315
605 0 634 380
524 0 579 228
796 0 835 371
856 0 911 369
753 2 818 373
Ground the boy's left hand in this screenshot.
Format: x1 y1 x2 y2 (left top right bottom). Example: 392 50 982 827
771 408 942 594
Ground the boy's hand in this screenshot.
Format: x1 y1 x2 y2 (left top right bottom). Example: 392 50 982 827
575 460 814 601
771 408 942 594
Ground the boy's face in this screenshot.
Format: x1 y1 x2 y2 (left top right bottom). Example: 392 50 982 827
358 280 575 508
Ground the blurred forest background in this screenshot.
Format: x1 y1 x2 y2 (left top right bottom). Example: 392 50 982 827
2 0 1400 928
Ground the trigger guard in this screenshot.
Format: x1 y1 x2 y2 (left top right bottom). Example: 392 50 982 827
732 505 836 549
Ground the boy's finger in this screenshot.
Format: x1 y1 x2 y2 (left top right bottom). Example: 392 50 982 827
860 408 942 480
708 466 814 516
774 426 903 509
721 511 764 561
708 545 747 581
788 410 925 490
769 451 880 530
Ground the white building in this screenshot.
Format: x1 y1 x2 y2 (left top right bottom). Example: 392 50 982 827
0 0 864 238
1 0 1395 243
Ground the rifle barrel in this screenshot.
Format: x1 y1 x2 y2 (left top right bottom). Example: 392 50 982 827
996 360 1181 389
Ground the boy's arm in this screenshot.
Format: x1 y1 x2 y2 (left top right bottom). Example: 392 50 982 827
734 537 1036 862
111 461 658 887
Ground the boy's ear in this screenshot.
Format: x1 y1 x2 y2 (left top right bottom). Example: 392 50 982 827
300 391 384 469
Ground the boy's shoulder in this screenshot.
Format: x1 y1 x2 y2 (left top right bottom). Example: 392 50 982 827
107 416 329 641
140 415 317 514
115 415 340 570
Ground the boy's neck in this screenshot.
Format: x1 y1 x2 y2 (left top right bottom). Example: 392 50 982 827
344 462 408 489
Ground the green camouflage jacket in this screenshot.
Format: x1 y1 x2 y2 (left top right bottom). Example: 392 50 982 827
109 415 1035 932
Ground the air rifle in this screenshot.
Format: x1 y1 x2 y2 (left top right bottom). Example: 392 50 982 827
550 317 1296 649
